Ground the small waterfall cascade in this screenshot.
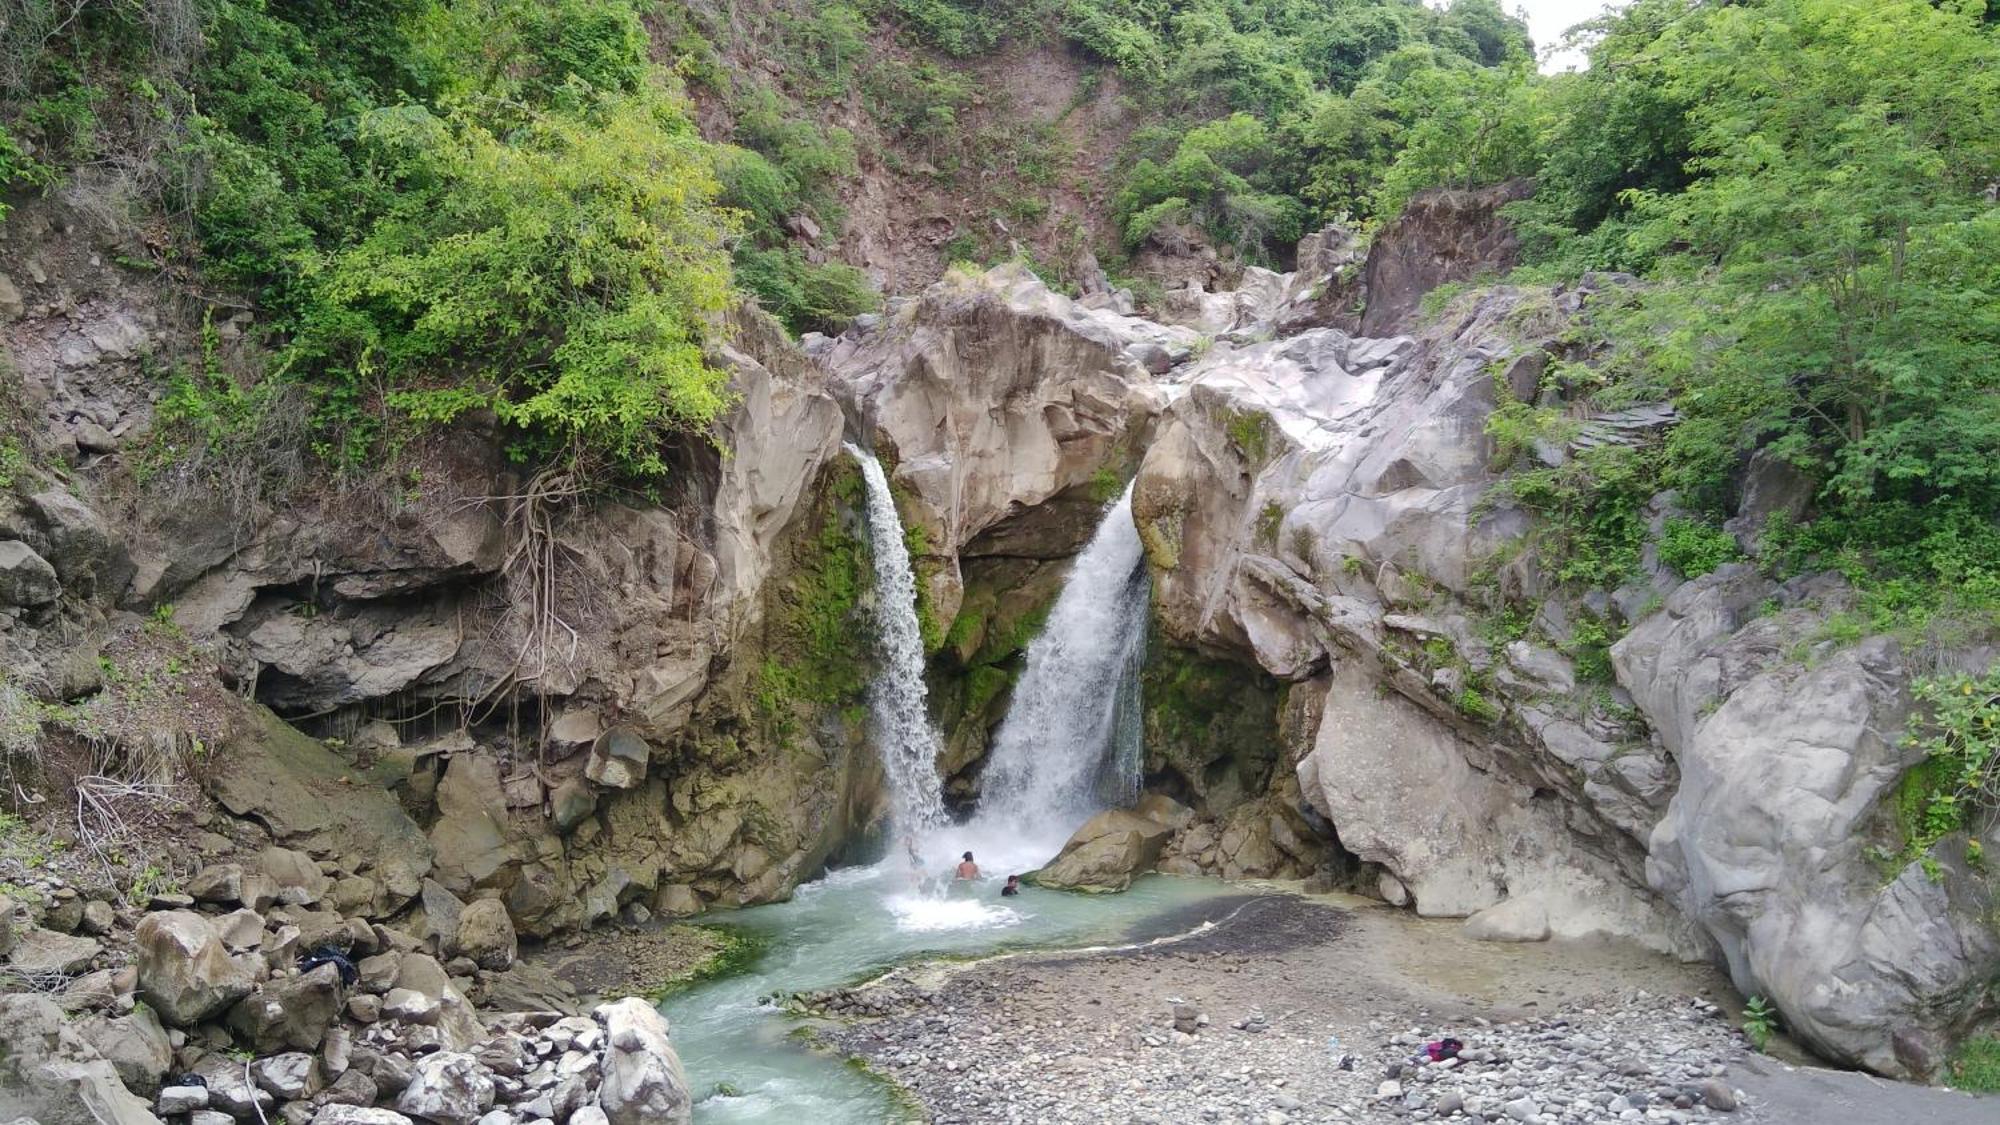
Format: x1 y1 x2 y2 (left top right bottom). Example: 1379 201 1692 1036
972 485 1150 846
846 444 948 838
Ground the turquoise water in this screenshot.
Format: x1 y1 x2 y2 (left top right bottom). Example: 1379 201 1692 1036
659 862 1245 1122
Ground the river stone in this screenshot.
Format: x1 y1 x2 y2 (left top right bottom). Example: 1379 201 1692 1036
1034 810 1174 892
396 1052 494 1125
134 911 251 1026
594 998 691 1125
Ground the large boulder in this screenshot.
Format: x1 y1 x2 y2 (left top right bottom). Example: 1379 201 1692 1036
594 998 691 1125
205 708 435 881
133 911 252 1027
428 754 515 893
74 1007 173 1097
0 994 161 1125
394 1052 493 1125
453 898 516 970
226 963 345 1052
1033 810 1175 893
0 539 61 606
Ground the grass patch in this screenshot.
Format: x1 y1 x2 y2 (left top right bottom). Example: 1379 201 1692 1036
648 924 770 1000
1948 1035 2000 1091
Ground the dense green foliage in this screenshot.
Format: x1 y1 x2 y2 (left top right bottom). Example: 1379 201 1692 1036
1446 0 2000 653
2 0 765 483
1901 671 2000 864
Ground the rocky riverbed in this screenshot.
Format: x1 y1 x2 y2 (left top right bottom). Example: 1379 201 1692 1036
816 893 1993 1124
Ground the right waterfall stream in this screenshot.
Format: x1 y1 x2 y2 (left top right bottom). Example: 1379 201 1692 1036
965 482 1150 856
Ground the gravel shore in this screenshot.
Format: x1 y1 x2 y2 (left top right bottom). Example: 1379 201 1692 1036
809 892 1829 1124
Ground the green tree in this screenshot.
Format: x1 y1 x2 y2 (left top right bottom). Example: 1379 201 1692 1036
291 88 739 479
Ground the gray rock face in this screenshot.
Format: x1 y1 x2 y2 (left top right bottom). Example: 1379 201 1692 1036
827 263 1173 625
133 911 252 1026
1115 229 1999 1075
1617 578 2000 1076
593 998 690 1125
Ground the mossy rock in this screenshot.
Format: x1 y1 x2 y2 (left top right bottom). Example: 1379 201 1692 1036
1141 638 1284 816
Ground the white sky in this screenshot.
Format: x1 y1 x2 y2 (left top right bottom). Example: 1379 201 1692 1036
1507 0 1620 71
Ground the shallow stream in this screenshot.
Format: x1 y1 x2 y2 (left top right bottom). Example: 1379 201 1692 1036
660 859 1245 1122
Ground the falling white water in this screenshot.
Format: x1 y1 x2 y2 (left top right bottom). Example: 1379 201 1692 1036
846 444 948 839
965 485 1150 864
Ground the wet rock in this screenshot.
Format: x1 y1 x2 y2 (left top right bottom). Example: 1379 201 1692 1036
594 998 691 1125
134 911 252 1026
1033 810 1174 892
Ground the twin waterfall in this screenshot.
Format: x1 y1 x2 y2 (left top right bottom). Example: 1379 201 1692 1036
849 445 949 836
847 445 1149 858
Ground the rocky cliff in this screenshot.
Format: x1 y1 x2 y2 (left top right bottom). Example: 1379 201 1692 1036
3 176 1995 1105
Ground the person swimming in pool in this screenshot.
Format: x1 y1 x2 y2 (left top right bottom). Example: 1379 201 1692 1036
1001 874 1021 897
955 851 980 880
